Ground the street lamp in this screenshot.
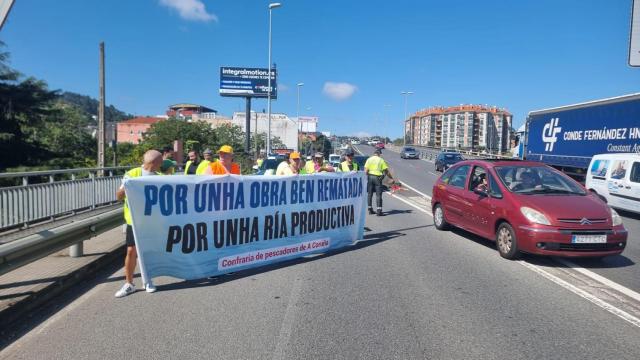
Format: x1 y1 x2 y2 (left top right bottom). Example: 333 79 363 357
383 104 391 143
401 91 414 146
266 2 281 155
296 82 304 120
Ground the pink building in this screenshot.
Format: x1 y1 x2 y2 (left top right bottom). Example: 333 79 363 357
117 117 164 144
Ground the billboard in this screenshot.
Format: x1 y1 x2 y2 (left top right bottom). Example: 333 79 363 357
630 0 640 66
219 66 277 99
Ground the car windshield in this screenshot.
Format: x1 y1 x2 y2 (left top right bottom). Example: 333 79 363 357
262 159 280 170
495 166 586 195
404 147 416 152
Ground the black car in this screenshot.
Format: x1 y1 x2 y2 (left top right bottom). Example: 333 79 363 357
254 158 281 175
434 152 464 172
400 146 419 159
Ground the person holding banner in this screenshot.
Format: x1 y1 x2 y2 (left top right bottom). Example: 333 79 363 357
276 151 306 175
337 149 359 172
114 150 163 298
304 152 335 173
364 148 394 216
206 145 241 175
195 149 213 175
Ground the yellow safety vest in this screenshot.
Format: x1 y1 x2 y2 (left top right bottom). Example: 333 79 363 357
339 161 358 172
123 167 143 225
195 160 211 175
364 156 388 176
184 160 198 175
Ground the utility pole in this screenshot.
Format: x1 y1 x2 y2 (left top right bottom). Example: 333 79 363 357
401 91 414 146
98 42 106 175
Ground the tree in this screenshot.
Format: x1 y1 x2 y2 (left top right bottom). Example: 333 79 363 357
141 118 217 152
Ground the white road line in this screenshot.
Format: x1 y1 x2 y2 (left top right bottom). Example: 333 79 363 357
389 193 433 217
398 182 432 201
554 257 640 302
428 171 439 177
518 260 640 328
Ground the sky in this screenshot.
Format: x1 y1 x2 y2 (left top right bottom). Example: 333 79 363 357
2 0 640 139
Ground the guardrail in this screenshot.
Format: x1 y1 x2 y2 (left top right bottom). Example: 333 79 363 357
0 166 130 232
0 208 122 277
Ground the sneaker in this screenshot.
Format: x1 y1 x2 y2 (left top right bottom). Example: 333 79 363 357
115 282 136 298
368 208 375 215
144 282 157 293
376 210 383 216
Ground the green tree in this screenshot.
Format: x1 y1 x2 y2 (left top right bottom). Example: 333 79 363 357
141 118 217 152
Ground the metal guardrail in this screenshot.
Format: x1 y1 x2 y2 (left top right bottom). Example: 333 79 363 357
0 208 122 277
0 166 130 231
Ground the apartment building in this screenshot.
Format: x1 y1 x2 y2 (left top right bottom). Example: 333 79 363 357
405 105 512 153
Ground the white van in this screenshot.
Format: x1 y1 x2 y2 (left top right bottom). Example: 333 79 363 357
586 153 640 214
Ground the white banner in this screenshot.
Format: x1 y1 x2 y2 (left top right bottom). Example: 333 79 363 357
124 172 366 284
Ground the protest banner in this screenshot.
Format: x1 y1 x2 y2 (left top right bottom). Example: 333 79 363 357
123 172 366 285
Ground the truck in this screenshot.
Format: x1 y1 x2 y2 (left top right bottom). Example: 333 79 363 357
523 93 640 182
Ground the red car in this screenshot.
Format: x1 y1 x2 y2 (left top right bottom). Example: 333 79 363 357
375 142 385 150
431 159 627 259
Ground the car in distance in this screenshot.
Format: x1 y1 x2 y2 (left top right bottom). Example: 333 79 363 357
431 159 627 259
254 158 281 175
375 142 385 150
400 146 418 159
435 152 464 172
329 153 341 168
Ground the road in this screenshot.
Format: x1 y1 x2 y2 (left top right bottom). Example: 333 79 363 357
362 145 640 293
2 149 640 359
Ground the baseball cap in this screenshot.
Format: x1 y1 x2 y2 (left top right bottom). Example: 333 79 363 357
218 145 233 154
161 159 177 172
290 151 301 159
374 149 382 155
203 149 212 155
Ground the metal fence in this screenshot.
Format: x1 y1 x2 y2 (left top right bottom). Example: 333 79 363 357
0 167 130 231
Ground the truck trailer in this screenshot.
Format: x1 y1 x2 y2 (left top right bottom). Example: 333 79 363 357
524 93 640 182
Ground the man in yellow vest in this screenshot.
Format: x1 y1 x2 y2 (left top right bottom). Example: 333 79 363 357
304 152 335 173
195 148 212 175
364 148 394 216
114 149 162 298
337 149 359 172
184 150 200 175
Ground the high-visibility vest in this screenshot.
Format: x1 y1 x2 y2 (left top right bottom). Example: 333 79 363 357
123 167 143 225
364 156 388 176
184 160 200 175
195 160 211 175
339 161 358 172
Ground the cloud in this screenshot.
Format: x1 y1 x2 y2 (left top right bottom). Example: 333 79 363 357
159 0 218 22
322 82 358 101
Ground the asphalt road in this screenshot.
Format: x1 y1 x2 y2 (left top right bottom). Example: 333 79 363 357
358 145 640 293
2 155 640 359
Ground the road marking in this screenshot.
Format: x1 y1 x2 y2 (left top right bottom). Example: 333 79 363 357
554 257 640 302
398 181 432 201
428 171 438 177
389 193 433 217
272 275 304 360
518 260 640 328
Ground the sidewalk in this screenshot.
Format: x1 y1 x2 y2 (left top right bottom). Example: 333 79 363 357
0 225 124 329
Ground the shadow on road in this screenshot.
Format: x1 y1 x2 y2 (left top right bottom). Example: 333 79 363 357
160 224 433 293
448 227 635 268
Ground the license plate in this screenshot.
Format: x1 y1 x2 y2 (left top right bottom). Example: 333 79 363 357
571 234 607 244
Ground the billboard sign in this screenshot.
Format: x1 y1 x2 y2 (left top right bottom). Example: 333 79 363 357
219 66 277 99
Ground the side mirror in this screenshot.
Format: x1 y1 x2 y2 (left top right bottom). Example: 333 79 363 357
473 187 488 197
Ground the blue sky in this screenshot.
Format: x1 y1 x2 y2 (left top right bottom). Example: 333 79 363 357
2 0 640 138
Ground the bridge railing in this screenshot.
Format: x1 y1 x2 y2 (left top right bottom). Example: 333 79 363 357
0 167 131 232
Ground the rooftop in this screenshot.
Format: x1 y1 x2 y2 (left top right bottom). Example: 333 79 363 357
120 116 164 125
410 104 512 118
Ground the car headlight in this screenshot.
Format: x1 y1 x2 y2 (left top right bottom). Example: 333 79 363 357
610 208 623 226
520 207 551 225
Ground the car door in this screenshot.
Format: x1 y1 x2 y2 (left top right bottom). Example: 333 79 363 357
610 160 640 213
458 166 495 237
442 165 471 226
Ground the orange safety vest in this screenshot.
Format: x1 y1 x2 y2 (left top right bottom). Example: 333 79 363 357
209 161 241 175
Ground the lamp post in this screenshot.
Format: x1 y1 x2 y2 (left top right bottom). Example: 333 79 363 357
296 82 304 120
266 2 281 155
401 91 413 146
383 104 391 143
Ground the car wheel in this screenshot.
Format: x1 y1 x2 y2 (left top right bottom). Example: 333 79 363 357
433 204 449 230
496 223 519 260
